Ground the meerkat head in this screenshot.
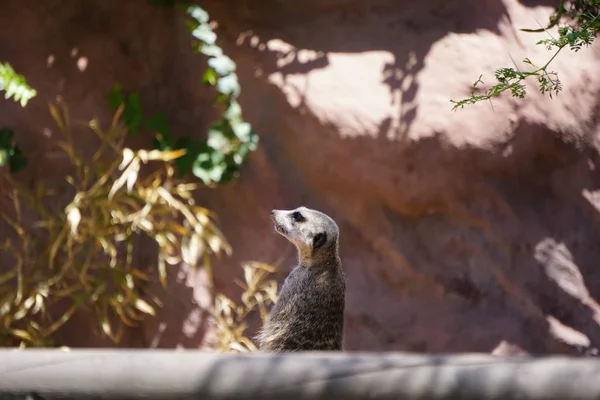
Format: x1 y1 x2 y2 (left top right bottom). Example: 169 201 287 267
270 206 339 267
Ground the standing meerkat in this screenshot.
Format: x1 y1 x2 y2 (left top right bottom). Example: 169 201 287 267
255 206 346 352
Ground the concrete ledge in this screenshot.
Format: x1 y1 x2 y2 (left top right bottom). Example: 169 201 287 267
0 349 599 399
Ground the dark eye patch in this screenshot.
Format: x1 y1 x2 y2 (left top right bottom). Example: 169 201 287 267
291 211 305 222
313 232 327 249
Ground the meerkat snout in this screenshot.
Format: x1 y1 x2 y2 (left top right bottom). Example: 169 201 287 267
270 209 288 236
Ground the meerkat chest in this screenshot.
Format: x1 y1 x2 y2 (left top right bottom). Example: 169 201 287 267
281 267 343 309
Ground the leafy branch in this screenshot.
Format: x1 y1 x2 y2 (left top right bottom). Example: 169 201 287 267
0 62 36 171
183 5 259 184
108 84 197 177
116 2 260 185
0 102 231 347
0 62 37 107
212 261 278 353
451 1 599 110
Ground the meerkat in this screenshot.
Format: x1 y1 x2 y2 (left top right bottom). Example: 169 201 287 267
255 206 346 352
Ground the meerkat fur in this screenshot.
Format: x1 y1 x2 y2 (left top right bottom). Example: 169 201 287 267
255 206 346 352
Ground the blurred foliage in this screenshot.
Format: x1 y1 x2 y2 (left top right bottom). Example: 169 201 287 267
0 102 231 347
108 84 144 136
0 0 270 350
184 5 259 184
0 128 27 173
0 62 37 107
0 62 34 173
2 1 259 188
106 3 260 185
212 261 278 352
108 84 197 176
451 0 600 109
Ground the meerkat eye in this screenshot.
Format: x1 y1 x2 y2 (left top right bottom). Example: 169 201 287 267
313 232 327 249
291 211 305 222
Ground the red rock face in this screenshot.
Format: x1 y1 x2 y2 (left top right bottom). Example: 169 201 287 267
1 0 600 354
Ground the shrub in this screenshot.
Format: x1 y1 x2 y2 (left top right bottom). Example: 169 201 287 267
451 1 599 109
0 102 231 346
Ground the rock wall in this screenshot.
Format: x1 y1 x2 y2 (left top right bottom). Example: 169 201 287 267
1 0 600 354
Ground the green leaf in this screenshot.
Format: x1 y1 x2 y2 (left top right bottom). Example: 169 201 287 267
0 148 8 167
192 144 232 183
123 93 144 135
200 44 223 58
108 83 124 109
109 85 144 135
202 68 218 86
224 101 243 121
0 128 13 147
210 150 225 164
188 6 210 23
195 150 211 165
216 74 240 97
247 131 259 151
173 138 198 175
0 127 27 172
192 161 211 183
234 144 249 165
215 92 229 105
207 129 230 151
9 146 27 173
146 113 171 137
208 55 236 76
207 163 226 182
184 18 200 33
220 164 239 183
191 25 216 45
152 133 171 151
231 121 252 142
0 62 37 107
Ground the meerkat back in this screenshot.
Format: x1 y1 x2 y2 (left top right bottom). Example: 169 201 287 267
255 206 346 352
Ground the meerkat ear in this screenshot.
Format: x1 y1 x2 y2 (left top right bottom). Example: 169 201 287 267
312 232 327 249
